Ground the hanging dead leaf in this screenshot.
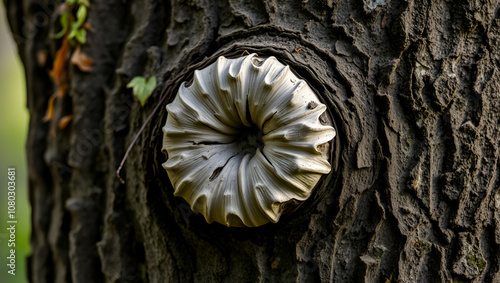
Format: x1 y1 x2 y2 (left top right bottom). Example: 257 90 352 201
58 83 69 97
83 22 94 31
58 115 74 129
49 37 70 86
43 94 57 122
71 45 93 72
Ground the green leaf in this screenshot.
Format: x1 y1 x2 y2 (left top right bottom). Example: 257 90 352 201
52 11 68 39
127 76 157 107
66 0 77 5
69 21 78 32
68 26 77 41
78 0 90 6
75 5 87 29
75 29 86 44
68 25 86 45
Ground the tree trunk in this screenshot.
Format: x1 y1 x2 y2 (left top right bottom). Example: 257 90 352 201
5 0 500 282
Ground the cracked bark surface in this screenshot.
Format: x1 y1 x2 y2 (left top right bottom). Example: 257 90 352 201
4 0 500 282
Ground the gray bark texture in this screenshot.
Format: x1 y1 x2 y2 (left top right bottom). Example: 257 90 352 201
4 0 500 282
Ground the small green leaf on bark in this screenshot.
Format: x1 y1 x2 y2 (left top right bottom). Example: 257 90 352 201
127 76 157 107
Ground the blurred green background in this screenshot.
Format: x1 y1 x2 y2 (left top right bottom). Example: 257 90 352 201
0 2 31 283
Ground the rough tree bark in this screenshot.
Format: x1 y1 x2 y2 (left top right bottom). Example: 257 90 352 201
4 0 500 282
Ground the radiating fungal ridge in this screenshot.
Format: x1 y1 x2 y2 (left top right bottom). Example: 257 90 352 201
162 54 336 227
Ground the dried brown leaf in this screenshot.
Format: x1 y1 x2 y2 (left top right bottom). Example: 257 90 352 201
71 45 93 72
43 94 57 122
58 83 69 97
49 37 70 86
58 115 74 129
83 22 94 31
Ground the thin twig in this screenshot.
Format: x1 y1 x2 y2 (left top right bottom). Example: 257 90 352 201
116 91 169 184
115 61 195 183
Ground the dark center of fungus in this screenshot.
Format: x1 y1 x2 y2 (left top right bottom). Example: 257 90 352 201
234 124 264 155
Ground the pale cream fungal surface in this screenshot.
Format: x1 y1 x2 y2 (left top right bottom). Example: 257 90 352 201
162 54 336 227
